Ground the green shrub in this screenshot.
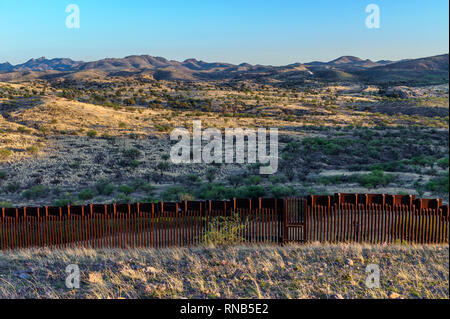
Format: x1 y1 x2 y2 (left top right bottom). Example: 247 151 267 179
317 175 346 185
129 160 140 168
137 196 158 204
284 141 300 153
130 178 145 189
0 148 12 160
202 213 248 247
301 137 353 155
410 155 436 167
244 175 262 186
118 185 135 195
196 183 236 200
122 148 142 160
425 174 449 194
116 193 133 204
161 186 193 201
129 179 154 194
78 188 95 200
0 201 13 208
119 148 142 167
141 183 155 193
227 175 243 187
368 161 408 172
6 182 20 193
95 180 115 196
184 174 201 186
352 170 393 189
270 185 295 198
157 161 169 174
155 124 171 132
22 185 50 199
237 185 266 198
437 157 449 169
269 174 288 184
17 126 31 133
54 193 76 206
26 145 39 154
86 130 98 138
0 170 6 180
206 168 217 183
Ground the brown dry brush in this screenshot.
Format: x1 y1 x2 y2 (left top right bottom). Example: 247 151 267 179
0 243 448 299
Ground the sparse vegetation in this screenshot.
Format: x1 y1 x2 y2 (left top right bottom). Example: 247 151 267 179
78 189 95 200
0 68 448 207
22 185 50 200
0 244 447 299
118 184 134 195
87 130 98 138
0 149 12 160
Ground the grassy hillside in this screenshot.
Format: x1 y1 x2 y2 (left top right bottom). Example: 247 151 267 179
0 244 447 299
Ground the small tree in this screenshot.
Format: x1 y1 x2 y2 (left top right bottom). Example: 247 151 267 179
206 168 217 183
157 161 169 176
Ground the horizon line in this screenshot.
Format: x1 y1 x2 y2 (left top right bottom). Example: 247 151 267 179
2 52 449 68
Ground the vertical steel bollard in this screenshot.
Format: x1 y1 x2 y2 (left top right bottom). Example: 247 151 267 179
282 199 288 244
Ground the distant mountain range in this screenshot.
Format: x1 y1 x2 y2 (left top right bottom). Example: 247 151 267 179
0 53 448 85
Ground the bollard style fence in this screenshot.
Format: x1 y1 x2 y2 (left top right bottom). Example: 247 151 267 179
0 194 448 250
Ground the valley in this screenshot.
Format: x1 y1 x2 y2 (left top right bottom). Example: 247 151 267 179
0 54 448 208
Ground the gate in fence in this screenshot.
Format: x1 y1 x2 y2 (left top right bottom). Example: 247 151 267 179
0 193 448 250
283 197 306 243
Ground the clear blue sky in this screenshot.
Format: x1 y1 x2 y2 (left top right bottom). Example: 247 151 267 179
1 0 448 65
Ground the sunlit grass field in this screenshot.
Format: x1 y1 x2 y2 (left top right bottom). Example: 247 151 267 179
0 243 447 299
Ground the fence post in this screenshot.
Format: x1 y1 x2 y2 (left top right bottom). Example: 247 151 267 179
282 199 288 244
200 201 204 245
303 199 307 243
175 202 179 247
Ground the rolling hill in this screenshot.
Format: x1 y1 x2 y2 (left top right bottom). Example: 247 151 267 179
357 54 449 85
0 53 448 85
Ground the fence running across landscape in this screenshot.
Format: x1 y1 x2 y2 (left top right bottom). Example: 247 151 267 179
0 193 448 250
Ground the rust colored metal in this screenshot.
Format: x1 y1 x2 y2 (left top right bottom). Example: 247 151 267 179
0 194 448 250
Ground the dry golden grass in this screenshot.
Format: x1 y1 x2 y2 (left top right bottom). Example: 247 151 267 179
0 244 447 299
1 78 447 164
0 115 43 161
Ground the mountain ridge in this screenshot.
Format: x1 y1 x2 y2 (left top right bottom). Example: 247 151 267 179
0 53 448 85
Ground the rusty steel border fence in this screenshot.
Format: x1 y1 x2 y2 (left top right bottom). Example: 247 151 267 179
0 193 448 250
